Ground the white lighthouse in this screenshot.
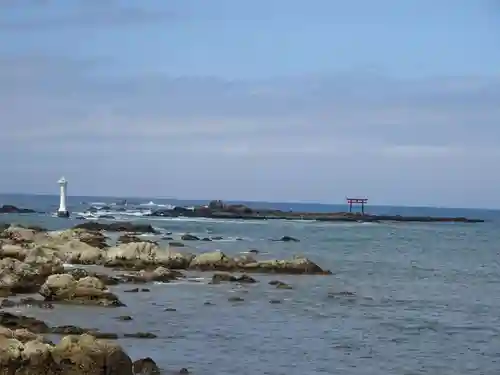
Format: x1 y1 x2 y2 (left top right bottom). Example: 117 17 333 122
57 176 70 218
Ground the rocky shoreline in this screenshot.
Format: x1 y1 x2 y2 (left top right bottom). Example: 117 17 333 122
0 222 330 374
147 200 485 223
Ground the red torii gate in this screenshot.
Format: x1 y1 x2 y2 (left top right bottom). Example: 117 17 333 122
346 197 368 214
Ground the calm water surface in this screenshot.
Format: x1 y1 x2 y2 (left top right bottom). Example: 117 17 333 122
2 194 500 374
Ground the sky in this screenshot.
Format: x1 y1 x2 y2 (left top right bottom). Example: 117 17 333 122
1 0 499 208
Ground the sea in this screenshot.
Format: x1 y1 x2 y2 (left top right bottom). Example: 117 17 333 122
1 193 500 375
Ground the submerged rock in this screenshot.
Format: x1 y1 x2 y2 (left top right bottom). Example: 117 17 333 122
272 236 300 242
210 272 257 284
124 332 157 339
73 221 157 234
133 357 161 375
181 234 199 241
0 312 50 333
270 280 293 289
241 256 331 275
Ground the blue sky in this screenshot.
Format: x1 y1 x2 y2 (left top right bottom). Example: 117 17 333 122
1 0 499 207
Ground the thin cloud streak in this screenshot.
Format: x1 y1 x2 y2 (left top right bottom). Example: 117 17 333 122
0 4 176 31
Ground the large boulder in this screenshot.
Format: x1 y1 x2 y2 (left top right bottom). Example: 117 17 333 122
0 326 47 343
106 242 194 270
118 266 182 284
47 228 109 249
39 274 125 307
0 243 28 260
66 268 122 286
133 357 160 375
1 225 48 245
188 250 237 271
189 252 330 275
24 246 64 273
55 239 104 264
0 333 133 375
0 256 63 295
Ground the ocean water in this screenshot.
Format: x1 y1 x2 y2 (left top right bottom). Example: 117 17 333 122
1 194 500 374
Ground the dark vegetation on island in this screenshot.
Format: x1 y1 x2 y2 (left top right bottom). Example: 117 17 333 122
146 200 485 223
1 200 486 223
0 204 36 214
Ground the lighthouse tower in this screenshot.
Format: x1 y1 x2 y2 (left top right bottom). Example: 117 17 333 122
57 176 70 218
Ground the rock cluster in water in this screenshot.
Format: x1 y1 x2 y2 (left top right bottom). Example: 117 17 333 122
0 310 168 374
0 222 330 373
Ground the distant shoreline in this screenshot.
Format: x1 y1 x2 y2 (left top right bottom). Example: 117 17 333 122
0 193 498 212
146 200 485 223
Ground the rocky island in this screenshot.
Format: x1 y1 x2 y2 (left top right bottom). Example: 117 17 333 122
147 200 485 223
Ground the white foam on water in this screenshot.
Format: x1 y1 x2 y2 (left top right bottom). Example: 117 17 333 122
147 216 270 225
138 201 175 209
139 201 157 206
89 202 108 206
153 280 207 285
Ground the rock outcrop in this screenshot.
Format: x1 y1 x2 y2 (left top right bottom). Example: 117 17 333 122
0 255 64 295
188 250 330 274
48 228 109 249
55 239 104 264
0 225 48 245
105 242 194 270
39 274 125 307
1 222 332 277
0 331 133 375
117 266 183 283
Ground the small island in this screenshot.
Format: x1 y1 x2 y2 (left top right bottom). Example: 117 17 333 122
147 200 485 223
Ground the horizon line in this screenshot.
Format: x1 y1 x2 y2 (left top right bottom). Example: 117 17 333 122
0 192 499 212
